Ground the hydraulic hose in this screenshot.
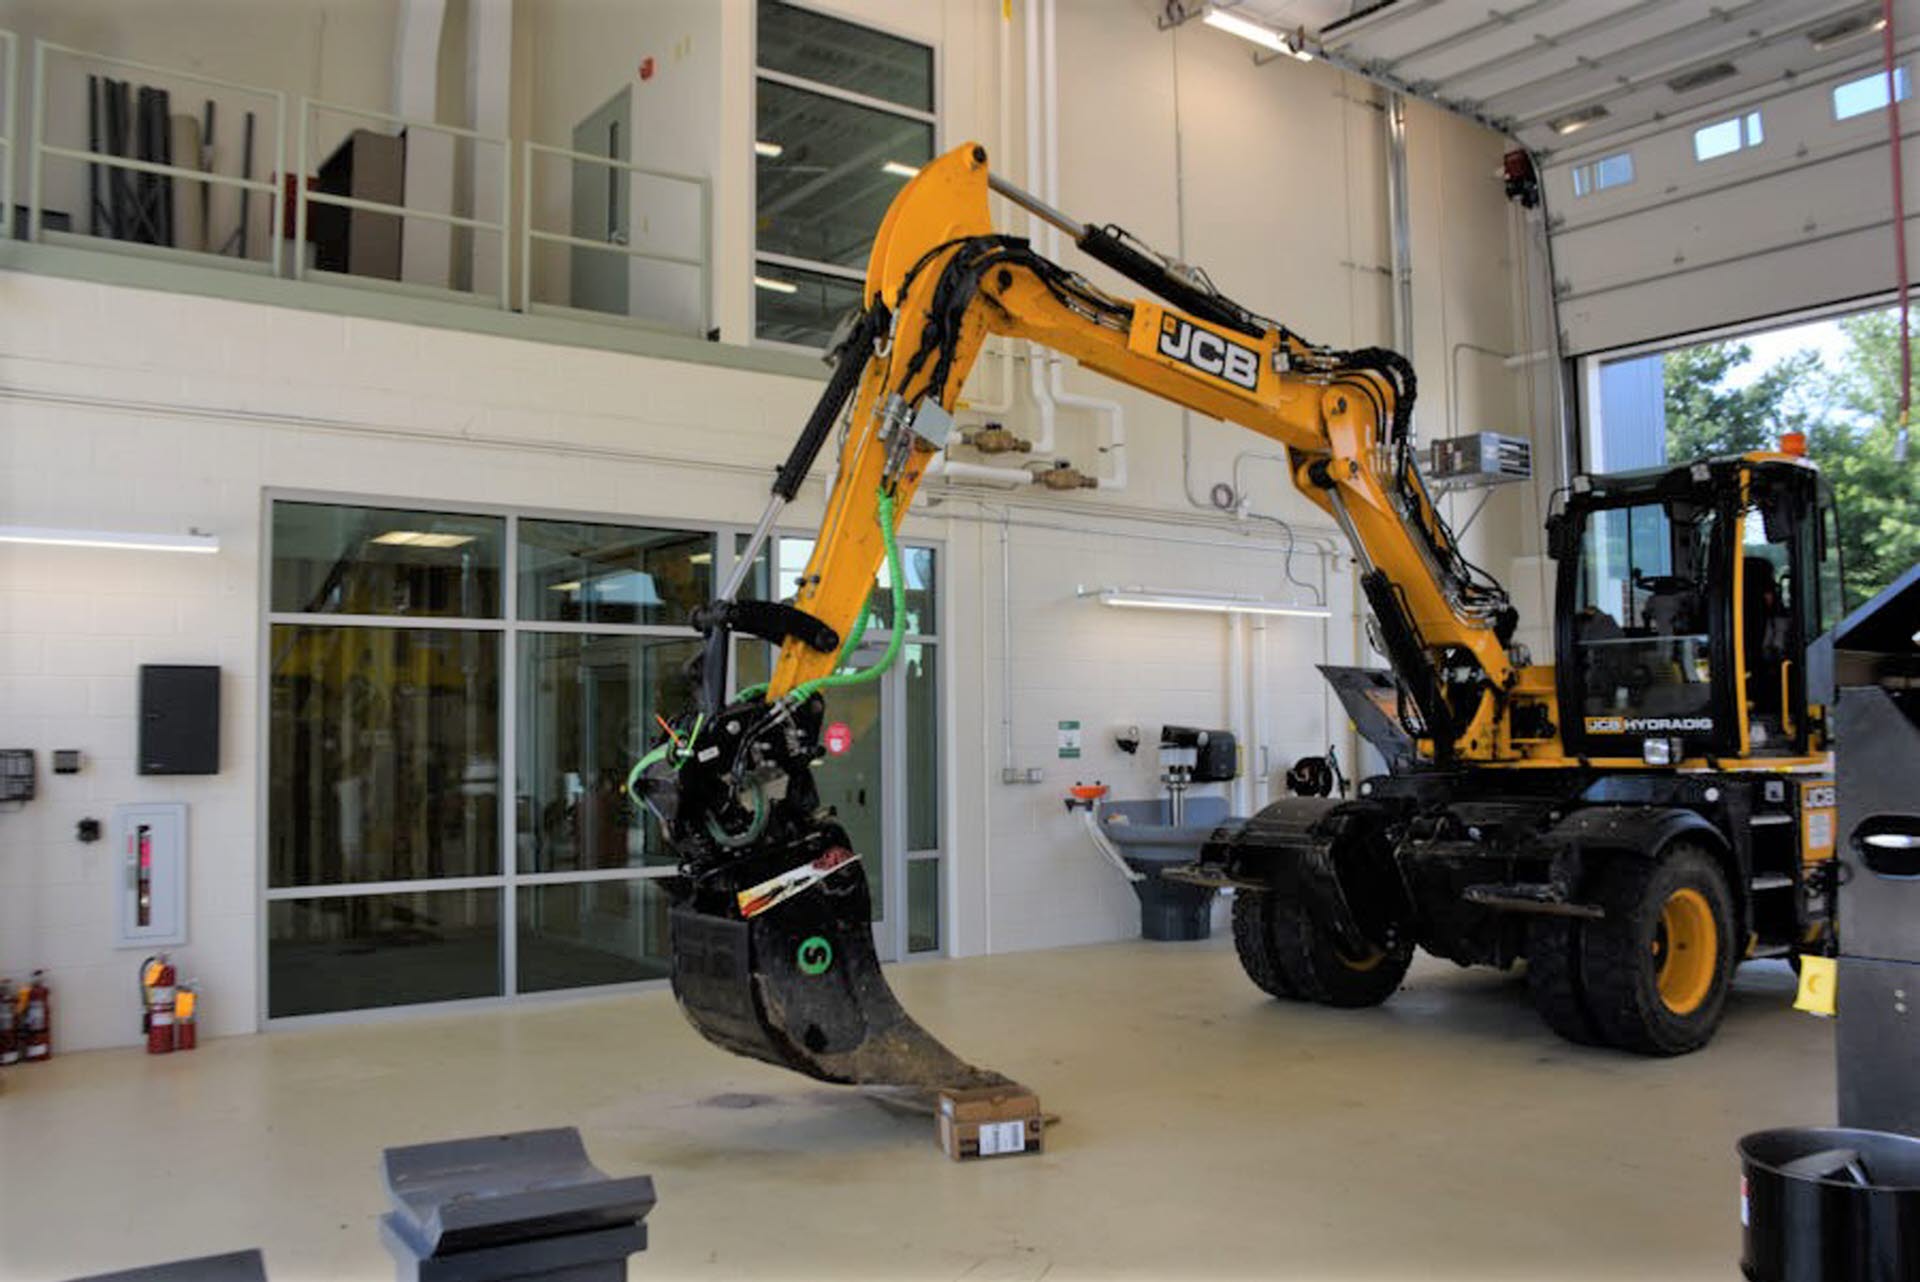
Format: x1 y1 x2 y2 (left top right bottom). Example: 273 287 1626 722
787 487 907 705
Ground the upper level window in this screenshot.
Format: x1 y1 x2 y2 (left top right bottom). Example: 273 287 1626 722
1694 111 1764 162
1834 67 1911 120
754 1 936 348
1571 151 1635 197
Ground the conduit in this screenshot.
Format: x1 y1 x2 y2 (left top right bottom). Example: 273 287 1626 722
1884 0 1912 461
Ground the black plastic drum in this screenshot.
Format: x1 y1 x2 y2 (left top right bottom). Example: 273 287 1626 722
1738 1126 1920 1282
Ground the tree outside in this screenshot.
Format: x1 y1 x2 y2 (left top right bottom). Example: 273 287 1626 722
1661 310 1920 608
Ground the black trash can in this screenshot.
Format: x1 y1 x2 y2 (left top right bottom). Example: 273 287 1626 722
1738 1126 1920 1282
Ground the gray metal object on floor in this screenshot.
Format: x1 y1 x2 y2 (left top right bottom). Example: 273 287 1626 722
1825 564 1920 1138
68 1250 268 1282
379 1127 656 1282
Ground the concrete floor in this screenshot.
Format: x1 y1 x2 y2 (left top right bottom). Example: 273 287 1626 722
0 938 1829 1282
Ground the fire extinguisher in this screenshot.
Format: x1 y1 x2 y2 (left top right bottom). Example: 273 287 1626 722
174 981 197 1052
0 978 18 1065
21 971 51 1062
141 955 175 1055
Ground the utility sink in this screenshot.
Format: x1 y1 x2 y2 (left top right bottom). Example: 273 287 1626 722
1098 797 1246 941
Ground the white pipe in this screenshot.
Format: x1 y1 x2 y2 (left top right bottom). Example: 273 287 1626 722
1250 614 1269 811
964 6 1021 420
1080 804 1146 883
1227 613 1247 815
925 455 1032 488
1024 0 1057 453
1034 0 1126 489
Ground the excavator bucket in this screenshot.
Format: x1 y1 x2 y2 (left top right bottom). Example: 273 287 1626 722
668 840 1006 1090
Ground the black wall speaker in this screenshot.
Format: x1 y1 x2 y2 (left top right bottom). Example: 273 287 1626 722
139 664 220 775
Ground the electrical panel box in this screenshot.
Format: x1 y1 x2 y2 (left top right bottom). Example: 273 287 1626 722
139 665 220 775
1427 431 1532 489
114 802 187 948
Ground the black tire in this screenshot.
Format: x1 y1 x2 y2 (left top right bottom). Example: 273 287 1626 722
1525 916 1601 1046
1235 888 1410 1008
1578 843 1736 1056
1231 890 1299 1000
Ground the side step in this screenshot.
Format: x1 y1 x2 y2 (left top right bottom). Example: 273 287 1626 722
1461 883 1604 919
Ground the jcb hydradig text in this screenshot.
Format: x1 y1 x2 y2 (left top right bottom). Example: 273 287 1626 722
636 143 1844 1086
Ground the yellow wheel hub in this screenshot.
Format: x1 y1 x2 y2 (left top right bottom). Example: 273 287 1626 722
1337 946 1384 973
1654 888 1717 1015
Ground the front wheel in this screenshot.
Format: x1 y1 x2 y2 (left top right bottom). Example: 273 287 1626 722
1577 844 1736 1056
1232 889 1410 1008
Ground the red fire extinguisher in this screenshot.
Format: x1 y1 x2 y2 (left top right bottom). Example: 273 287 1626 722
174 982 197 1052
0 978 18 1065
21 971 51 1062
141 955 175 1055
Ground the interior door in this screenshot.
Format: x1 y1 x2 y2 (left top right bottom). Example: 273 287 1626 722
569 88 630 316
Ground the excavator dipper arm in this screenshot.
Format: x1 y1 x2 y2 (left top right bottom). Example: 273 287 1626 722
637 143 1517 1089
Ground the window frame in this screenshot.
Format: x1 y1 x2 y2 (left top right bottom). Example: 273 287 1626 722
1692 110 1765 162
1833 65 1912 122
258 488 947 1025
1571 149 1635 198
749 0 942 352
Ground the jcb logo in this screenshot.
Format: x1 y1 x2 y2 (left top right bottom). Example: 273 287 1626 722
1158 316 1260 392
1584 716 1624 735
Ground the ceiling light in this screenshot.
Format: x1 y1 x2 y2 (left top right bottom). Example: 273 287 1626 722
754 275 798 294
1809 11 1888 51
1666 62 1738 94
0 525 219 554
1548 104 1610 135
371 530 476 548
689 552 713 564
880 160 921 178
1078 587 1330 618
754 140 784 158
1202 6 1289 55
549 580 582 592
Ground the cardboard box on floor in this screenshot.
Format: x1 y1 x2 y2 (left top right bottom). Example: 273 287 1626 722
937 1084 1043 1161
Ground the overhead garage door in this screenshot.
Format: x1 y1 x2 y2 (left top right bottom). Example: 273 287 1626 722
1310 0 1920 355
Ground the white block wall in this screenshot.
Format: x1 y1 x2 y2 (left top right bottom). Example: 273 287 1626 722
0 0 1542 1051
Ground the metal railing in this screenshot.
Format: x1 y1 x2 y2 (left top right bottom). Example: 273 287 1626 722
16 38 719 341
26 39 286 273
295 96 512 309
521 140 712 336
1 30 17 243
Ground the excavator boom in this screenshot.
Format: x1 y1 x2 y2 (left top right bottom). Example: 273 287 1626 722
637 143 1526 1089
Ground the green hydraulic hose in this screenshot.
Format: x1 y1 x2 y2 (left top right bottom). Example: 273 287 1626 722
786 487 906 706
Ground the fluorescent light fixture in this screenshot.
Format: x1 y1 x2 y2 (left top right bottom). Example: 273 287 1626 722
880 160 921 178
1548 105 1610 135
549 580 583 592
1809 11 1887 51
371 530 476 548
689 551 714 564
0 525 220 554
1079 586 1329 618
754 275 799 294
754 140 784 158
1202 6 1288 55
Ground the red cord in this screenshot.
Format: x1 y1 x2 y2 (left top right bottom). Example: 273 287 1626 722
1884 0 1911 431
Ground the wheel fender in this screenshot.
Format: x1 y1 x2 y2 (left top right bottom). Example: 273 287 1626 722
1540 806 1739 927
1202 797 1401 956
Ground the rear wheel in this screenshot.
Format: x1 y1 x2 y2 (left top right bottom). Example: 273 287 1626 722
1231 891 1298 999
1578 844 1736 1056
1233 889 1410 1008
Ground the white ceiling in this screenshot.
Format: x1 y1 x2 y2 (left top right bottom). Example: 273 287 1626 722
1217 0 1918 153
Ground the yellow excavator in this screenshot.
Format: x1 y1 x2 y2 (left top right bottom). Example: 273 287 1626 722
634 143 1844 1086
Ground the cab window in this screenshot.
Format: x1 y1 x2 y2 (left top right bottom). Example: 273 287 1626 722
1573 503 1716 726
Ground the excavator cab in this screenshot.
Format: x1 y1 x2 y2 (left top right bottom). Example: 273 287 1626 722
1552 452 1844 765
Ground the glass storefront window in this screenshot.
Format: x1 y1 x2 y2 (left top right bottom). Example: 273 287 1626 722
518 878 673 992
905 642 938 849
517 633 699 872
519 520 713 627
268 625 501 887
907 859 939 954
739 535 934 635
268 890 502 1017
271 502 502 618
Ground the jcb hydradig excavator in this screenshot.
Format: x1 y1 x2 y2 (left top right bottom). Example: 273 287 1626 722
635 143 1845 1087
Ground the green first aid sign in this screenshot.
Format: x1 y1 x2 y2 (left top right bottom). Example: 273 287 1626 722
1058 720 1081 759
